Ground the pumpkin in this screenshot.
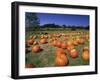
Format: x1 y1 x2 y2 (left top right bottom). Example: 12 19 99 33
61 42 67 49
70 49 78 58
32 45 41 53
67 41 73 46
55 54 68 66
78 39 85 44
52 40 57 46
56 41 62 47
82 51 89 61
76 38 80 44
40 38 47 44
27 39 34 45
55 48 65 56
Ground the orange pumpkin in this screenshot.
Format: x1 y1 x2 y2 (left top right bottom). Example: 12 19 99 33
32 45 41 53
70 49 78 58
67 41 73 46
59 53 68 62
61 42 67 49
55 48 65 56
78 39 85 44
52 40 57 46
76 38 80 44
40 38 47 44
56 41 62 47
27 39 34 45
55 54 68 66
82 51 89 61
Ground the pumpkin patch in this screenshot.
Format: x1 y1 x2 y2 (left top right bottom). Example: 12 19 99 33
25 30 89 68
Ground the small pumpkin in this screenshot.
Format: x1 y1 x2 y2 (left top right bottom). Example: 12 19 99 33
40 38 47 44
82 51 89 61
32 45 41 53
56 41 62 47
61 42 67 49
27 39 34 45
70 49 78 58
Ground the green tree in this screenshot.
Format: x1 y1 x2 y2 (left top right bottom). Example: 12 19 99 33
25 12 40 28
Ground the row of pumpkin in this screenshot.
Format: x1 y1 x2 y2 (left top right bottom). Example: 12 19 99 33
25 32 89 67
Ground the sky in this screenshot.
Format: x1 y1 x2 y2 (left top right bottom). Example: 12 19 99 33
36 13 89 27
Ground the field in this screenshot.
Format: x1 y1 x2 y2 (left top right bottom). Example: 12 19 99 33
25 28 90 68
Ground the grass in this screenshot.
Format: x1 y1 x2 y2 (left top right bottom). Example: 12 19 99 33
25 29 89 68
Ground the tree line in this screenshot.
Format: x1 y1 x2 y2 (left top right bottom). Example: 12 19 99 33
25 13 89 31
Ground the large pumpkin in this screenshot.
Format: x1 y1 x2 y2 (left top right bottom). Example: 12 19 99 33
55 48 65 56
55 54 68 66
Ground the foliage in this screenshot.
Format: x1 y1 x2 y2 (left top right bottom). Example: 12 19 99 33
25 12 40 28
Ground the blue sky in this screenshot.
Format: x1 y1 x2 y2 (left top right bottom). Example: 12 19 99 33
36 13 89 26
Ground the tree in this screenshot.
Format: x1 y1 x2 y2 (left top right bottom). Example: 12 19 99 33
62 25 66 28
41 23 61 28
25 12 40 28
